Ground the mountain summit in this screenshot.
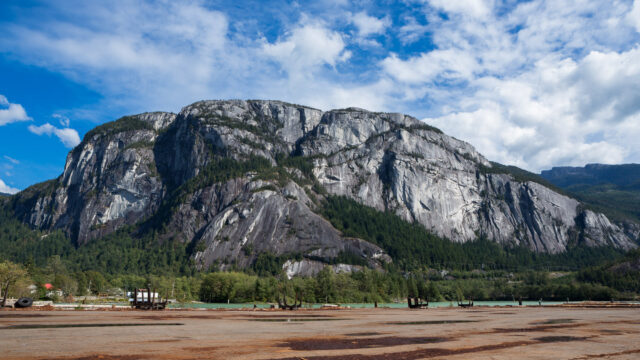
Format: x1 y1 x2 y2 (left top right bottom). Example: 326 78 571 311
7 100 638 273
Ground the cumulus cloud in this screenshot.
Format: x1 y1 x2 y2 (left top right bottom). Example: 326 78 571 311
3 0 640 172
28 123 81 148
0 95 31 126
351 12 390 37
398 17 430 45
263 21 350 78
384 0 640 171
0 1 382 114
0 178 19 194
382 50 479 85
1 1 231 111
428 0 492 19
255 19 390 110
0 2 359 113
628 0 640 32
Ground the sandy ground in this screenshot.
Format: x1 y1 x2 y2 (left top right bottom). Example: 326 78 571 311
1 306 639 360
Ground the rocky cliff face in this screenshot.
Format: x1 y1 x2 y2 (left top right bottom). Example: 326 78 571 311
9 100 639 272
13 112 176 244
297 108 637 253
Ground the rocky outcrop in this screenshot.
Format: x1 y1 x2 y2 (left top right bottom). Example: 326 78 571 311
13 112 176 244
10 100 638 269
299 108 636 252
282 259 363 279
165 177 388 270
579 210 638 250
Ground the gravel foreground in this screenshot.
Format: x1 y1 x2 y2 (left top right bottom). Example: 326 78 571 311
1 306 639 359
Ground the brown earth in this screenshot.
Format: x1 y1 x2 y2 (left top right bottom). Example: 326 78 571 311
1 306 639 359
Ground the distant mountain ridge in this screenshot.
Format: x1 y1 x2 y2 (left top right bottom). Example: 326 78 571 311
541 164 640 223
2 100 638 275
541 164 640 188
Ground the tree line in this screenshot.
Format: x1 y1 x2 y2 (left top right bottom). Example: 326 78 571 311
1 256 635 304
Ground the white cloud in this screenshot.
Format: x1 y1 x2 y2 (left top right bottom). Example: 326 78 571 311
1 1 231 112
381 0 640 171
1 2 358 113
351 12 390 37
382 50 479 84
2 0 640 173
425 46 640 171
3 156 19 165
0 178 19 194
428 0 492 19
0 2 381 114
398 17 430 45
263 21 350 78
628 0 640 32
53 114 70 127
28 123 81 148
0 95 31 126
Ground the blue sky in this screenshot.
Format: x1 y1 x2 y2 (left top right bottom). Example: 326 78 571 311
1 0 640 193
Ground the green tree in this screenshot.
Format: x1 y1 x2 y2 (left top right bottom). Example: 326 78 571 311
86 271 107 294
0 261 29 307
315 267 335 303
46 255 68 279
53 274 77 297
407 277 418 298
455 285 464 302
426 282 442 301
199 272 257 303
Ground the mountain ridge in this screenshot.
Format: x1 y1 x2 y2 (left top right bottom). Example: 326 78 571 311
541 163 640 223
541 163 640 188
3 100 638 275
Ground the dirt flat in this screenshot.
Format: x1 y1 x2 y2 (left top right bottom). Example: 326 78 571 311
1 306 639 359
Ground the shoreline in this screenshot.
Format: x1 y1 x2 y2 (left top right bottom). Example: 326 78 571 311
3 300 640 312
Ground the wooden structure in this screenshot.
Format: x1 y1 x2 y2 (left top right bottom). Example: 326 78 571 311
457 300 474 308
407 297 429 309
130 288 167 310
277 291 303 310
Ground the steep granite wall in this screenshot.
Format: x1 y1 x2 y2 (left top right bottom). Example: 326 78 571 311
10 100 637 271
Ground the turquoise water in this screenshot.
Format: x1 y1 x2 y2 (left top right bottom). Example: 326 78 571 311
168 300 574 309
56 300 639 309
